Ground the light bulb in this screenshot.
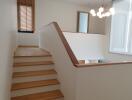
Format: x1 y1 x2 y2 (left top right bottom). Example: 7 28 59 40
92 13 96 16
90 9 96 16
109 7 115 15
90 9 95 15
105 12 111 17
97 12 103 18
99 7 104 13
99 15 103 18
97 12 101 17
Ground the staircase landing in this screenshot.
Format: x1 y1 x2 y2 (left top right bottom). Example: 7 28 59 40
15 46 51 57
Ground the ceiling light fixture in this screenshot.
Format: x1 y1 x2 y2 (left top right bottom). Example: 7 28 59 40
90 0 115 18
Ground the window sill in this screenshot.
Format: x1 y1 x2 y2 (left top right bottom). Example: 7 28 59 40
18 30 34 33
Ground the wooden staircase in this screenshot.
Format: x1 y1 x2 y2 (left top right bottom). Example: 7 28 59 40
11 46 64 100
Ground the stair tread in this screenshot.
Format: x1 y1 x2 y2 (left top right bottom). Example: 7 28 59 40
11 90 64 100
13 69 57 78
15 47 51 57
14 55 52 57
18 45 39 48
12 79 59 91
14 61 54 67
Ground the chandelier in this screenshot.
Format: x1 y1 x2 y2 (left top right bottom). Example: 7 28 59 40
90 1 115 18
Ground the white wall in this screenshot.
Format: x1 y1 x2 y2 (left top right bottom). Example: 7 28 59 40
76 64 132 100
17 34 39 46
36 0 91 32
89 16 106 35
0 0 17 100
17 0 91 45
17 0 106 45
40 22 132 100
64 32 105 60
40 23 77 100
64 26 132 62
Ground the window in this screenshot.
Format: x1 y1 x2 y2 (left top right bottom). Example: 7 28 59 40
110 0 132 55
77 12 89 33
17 0 35 33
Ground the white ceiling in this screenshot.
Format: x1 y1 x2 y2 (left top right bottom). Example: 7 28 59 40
63 0 112 8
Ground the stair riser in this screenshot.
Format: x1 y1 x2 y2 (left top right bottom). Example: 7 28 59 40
11 85 60 97
14 57 52 63
14 65 55 72
13 75 57 83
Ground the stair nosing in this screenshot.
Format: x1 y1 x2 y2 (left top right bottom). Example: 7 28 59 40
14 61 54 67
14 54 52 58
18 45 39 48
11 79 60 91
13 69 57 78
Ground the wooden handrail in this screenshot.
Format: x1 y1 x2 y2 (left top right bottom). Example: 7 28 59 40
76 61 132 68
63 31 104 35
50 22 132 68
52 22 79 66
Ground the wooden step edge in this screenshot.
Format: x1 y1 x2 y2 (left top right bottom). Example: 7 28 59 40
18 45 39 48
11 90 64 100
14 61 54 67
11 79 60 91
13 69 57 78
14 54 52 58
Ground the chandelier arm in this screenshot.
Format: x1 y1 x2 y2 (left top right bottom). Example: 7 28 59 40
90 0 114 18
